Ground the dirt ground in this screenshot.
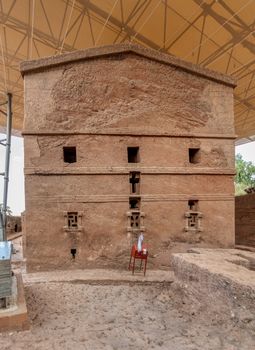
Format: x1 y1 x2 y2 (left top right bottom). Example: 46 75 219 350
2 239 255 349
0 278 254 350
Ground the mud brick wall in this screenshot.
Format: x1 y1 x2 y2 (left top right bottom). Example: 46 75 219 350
21 44 236 271
236 194 255 247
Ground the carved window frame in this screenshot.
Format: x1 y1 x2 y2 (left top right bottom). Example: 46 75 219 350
126 210 145 233
63 211 83 232
184 211 203 232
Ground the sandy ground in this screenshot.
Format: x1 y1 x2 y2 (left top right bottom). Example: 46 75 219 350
0 277 254 350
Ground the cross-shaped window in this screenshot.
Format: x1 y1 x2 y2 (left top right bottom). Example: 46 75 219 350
129 172 140 194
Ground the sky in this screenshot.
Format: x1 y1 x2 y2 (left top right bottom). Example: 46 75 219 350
0 133 24 215
236 142 255 163
0 133 254 215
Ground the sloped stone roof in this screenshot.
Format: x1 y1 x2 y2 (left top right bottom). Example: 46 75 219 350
20 43 236 88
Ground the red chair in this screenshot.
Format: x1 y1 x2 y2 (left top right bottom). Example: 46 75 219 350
128 244 148 276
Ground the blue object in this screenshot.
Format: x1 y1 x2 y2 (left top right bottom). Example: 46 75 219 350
0 241 12 260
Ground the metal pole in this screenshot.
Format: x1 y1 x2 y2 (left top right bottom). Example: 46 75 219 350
0 93 12 241
0 213 4 241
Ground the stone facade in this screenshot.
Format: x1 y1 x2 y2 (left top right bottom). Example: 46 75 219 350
235 193 255 247
21 43 236 272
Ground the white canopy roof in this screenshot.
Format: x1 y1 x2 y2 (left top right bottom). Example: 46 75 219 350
0 0 254 143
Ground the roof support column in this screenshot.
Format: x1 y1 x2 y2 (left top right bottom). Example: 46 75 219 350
0 92 12 242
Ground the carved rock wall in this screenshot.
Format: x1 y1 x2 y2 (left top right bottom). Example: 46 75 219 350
22 48 235 271
235 193 255 247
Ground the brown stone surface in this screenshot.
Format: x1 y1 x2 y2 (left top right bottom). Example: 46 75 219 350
23 53 235 136
20 43 236 87
0 274 29 333
24 135 235 170
22 44 235 272
172 248 255 323
235 193 255 247
21 212 26 258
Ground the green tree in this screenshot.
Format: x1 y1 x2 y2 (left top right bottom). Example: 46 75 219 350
235 153 255 195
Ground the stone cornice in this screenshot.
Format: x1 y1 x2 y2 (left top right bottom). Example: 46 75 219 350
24 166 235 175
22 131 236 140
26 194 234 203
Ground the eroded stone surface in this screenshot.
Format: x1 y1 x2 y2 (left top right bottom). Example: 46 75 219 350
172 248 255 323
22 44 235 272
23 54 234 135
236 193 255 247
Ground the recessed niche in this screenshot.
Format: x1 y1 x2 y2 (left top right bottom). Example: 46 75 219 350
127 147 140 163
189 148 200 164
188 200 198 211
70 248 76 259
63 147 77 163
129 197 140 209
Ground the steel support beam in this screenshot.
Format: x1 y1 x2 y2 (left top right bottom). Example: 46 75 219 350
77 0 160 50
0 93 12 241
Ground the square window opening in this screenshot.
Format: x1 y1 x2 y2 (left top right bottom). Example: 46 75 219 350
188 200 198 211
129 197 140 210
63 147 77 163
189 148 200 164
127 147 140 163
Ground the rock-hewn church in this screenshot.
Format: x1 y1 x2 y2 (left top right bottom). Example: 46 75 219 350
21 43 236 271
